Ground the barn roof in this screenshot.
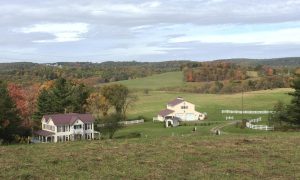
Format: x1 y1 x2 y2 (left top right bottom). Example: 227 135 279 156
167 98 184 106
43 113 94 126
158 109 174 117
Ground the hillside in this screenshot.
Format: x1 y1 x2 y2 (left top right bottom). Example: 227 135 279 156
0 132 299 179
109 71 184 90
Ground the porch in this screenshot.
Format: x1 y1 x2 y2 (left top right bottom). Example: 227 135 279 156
34 130 55 143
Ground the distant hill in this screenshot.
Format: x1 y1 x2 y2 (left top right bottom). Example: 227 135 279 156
217 57 300 67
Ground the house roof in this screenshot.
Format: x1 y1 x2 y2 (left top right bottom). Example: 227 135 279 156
158 109 174 117
43 113 94 126
167 98 184 106
34 130 55 136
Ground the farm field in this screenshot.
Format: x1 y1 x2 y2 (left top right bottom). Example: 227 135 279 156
126 88 293 121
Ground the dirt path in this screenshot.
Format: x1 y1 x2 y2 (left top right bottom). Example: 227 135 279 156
210 120 240 134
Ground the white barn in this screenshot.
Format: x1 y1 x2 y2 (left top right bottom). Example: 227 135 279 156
155 97 206 123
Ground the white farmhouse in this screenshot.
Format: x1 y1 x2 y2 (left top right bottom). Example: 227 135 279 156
34 113 99 143
154 97 206 124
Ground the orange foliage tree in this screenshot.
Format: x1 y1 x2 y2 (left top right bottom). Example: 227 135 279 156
7 83 40 127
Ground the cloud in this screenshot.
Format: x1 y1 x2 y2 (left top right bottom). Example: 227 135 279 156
0 0 300 62
19 23 89 43
169 27 300 45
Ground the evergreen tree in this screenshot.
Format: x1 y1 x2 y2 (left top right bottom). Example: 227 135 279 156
0 81 23 143
34 78 90 121
70 83 90 113
51 78 72 113
33 89 55 122
287 75 300 125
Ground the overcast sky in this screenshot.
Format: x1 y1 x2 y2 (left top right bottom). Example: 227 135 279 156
1 0 300 63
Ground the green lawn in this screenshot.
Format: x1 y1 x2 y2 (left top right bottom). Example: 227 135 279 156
110 71 185 90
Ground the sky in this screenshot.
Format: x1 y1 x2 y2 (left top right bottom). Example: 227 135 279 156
1 0 300 63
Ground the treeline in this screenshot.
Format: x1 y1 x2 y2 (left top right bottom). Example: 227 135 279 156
0 77 135 143
161 76 291 94
182 61 292 82
220 57 300 67
0 61 189 85
179 61 294 93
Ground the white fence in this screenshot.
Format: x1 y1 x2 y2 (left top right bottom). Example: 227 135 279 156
153 117 159 122
119 119 144 125
246 117 274 131
97 119 144 127
222 110 274 115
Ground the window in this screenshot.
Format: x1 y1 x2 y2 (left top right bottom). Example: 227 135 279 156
181 106 188 109
84 123 91 130
74 125 82 129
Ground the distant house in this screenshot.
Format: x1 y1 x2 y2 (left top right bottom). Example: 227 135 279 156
34 113 99 143
154 97 206 126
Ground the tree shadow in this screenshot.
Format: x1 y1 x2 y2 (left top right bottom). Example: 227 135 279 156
115 132 142 139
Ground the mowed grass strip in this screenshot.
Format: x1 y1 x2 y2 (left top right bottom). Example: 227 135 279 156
0 133 299 179
109 71 185 90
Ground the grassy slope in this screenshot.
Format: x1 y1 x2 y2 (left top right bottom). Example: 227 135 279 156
111 71 184 90
0 133 299 179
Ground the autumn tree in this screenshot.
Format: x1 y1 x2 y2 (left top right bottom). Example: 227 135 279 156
86 93 110 118
7 83 39 127
101 84 129 115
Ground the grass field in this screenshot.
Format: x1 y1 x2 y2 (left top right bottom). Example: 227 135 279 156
127 88 293 121
1 132 299 179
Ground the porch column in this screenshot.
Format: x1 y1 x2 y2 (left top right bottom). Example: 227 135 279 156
92 123 94 139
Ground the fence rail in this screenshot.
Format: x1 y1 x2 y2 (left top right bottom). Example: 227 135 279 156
246 117 274 131
119 119 144 125
222 110 274 115
97 119 144 127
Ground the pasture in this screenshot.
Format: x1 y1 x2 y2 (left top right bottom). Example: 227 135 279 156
127 88 293 121
0 132 299 179
111 71 185 90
